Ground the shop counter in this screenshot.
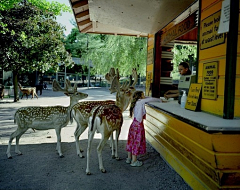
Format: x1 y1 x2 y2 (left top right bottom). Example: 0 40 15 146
144 101 240 189
146 100 240 132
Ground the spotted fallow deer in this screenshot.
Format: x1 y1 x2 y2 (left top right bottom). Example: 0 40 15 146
71 68 138 158
86 103 123 175
6 79 88 159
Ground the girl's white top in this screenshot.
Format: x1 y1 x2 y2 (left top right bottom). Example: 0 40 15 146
134 97 162 123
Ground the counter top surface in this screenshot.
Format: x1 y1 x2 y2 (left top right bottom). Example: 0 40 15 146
146 101 240 132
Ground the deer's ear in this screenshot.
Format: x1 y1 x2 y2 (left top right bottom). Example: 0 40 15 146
73 83 77 92
64 92 70 96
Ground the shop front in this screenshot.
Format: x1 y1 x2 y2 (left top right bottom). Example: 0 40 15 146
70 0 240 188
145 0 240 189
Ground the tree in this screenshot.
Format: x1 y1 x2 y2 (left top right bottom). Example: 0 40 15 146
65 30 148 78
171 44 197 79
0 0 70 34
0 1 72 101
0 0 70 13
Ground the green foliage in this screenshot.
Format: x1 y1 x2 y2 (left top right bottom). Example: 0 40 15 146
65 30 147 77
0 0 70 34
171 44 197 79
0 1 72 75
0 0 70 14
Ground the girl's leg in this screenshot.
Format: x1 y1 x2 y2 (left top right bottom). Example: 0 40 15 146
132 154 137 163
128 152 132 159
126 152 132 164
131 154 143 167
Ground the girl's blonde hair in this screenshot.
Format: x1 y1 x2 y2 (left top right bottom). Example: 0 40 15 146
129 91 144 117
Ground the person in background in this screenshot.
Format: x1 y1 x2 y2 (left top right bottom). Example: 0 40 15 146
126 91 162 167
164 61 192 99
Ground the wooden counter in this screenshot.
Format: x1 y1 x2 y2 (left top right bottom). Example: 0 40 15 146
144 101 240 189
147 101 240 132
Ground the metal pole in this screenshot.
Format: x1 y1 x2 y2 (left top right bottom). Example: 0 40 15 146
87 60 90 89
223 0 239 119
64 63 67 88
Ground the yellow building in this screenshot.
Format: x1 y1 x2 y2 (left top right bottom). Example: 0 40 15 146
70 0 240 188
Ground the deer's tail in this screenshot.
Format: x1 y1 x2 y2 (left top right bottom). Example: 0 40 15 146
90 105 101 131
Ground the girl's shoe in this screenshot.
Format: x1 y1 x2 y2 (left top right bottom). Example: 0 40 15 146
126 158 131 164
130 160 143 167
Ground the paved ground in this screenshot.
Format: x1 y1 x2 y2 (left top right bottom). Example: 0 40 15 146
0 86 191 190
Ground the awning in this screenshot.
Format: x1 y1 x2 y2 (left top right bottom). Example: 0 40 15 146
69 0 198 37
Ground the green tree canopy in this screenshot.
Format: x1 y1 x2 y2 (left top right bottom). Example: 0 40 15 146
0 0 72 101
64 29 148 77
0 0 70 13
171 44 197 79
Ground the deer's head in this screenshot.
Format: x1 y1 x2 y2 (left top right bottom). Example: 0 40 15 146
105 68 138 112
53 79 88 105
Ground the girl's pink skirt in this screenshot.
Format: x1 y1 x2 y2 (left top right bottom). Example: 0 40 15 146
126 118 146 156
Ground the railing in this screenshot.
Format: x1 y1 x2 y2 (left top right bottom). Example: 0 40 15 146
3 86 15 98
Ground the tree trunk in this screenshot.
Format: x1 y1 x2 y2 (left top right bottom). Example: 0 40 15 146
13 71 19 102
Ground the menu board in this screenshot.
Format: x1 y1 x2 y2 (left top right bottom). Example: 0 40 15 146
202 61 218 100
185 84 202 111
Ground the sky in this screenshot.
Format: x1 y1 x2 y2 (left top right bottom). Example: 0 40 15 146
47 0 75 36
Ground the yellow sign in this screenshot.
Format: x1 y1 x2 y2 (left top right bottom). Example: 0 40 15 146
185 84 202 111
147 49 153 65
161 12 197 46
200 11 225 50
202 62 218 99
146 72 153 96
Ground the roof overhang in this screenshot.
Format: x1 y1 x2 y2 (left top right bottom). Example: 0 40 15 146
69 0 198 37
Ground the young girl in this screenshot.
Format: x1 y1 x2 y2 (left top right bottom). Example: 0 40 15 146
126 91 161 167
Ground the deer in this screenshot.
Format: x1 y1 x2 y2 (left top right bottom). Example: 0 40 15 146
6 79 88 159
86 103 123 175
71 68 138 159
18 83 38 99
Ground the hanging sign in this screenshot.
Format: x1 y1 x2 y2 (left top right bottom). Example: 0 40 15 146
147 48 153 65
146 72 153 96
161 12 197 46
218 0 230 34
185 84 202 111
200 11 225 50
202 62 218 100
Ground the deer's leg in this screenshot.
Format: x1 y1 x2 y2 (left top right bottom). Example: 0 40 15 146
114 128 121 160
110 133 115 158
15 128 28 155
86 128 96 175
6 127 27 159
74 123 87 158
55 128 63 158
97 132 111 173
35 92 38 99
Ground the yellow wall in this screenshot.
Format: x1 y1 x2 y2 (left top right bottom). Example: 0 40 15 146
199 0 240 117
145 105 240 189
146 34 154 96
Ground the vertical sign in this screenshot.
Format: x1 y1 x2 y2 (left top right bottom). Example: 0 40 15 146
147 49 153 65
200 11 225 50
185 84 202 111
218 0 230 34
146 72 152 96
202 62 218 99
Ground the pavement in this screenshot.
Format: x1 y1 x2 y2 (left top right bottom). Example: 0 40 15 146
0 85 191 190
0 85 133 142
